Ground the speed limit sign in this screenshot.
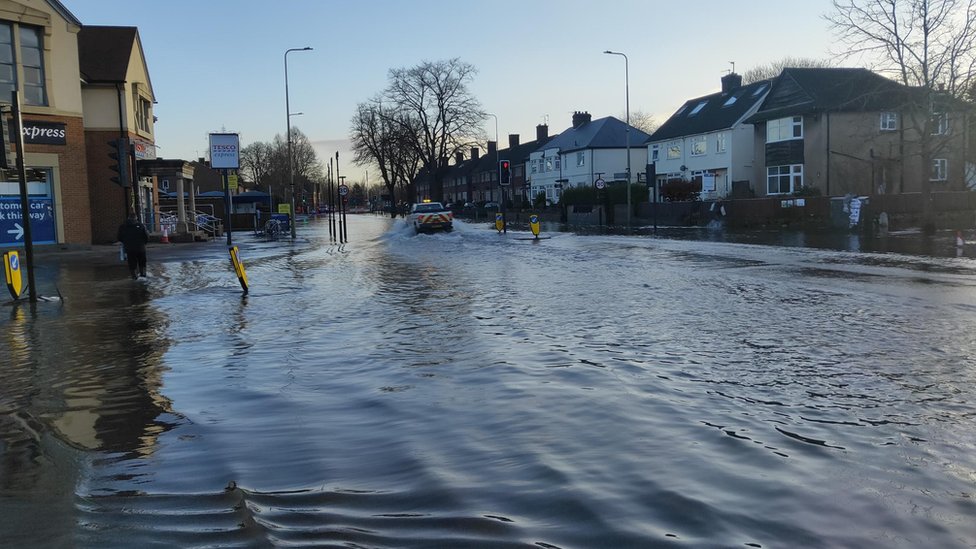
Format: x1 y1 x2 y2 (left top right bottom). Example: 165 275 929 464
595 178 606 190
338 184 349 196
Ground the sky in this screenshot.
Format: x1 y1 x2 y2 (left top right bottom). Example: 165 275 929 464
68 0 847 185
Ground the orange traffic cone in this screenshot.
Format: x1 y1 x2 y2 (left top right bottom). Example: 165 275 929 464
161 225 170 244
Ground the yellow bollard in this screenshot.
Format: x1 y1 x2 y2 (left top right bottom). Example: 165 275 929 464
3 251 23 300
228 246 249 295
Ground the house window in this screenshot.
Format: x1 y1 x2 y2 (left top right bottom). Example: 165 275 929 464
722 94 738 107
767 164 803 194
880 112 897 131
766 116 803 142
690 135 707 156
931 158 947 181
715 133 727 153
651 144 659 162
667 142 681 159
545 157 553 172
135 94 152 133
19 26 45 106
554 155 561 171
531 160 537 174
0 23 47 106
576 152 585 167
931 112 948 135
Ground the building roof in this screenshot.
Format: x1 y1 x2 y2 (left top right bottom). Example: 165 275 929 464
744 68 914 123
649 79 771 142
78 26 139 83
535 116 651 154
47 0 82 27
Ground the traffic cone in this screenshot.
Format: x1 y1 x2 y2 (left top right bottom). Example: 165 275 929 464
161 225 170 244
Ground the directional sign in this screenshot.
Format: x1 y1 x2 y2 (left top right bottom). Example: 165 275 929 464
338 184 349 197
0 198 56 245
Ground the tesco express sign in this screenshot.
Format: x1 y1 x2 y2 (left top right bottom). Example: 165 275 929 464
209 133 240 169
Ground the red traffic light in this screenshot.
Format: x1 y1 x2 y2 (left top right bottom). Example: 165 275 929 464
500 160 510 169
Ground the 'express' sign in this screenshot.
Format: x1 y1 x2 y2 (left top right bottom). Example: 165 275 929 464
7 120 67 145
209 133 240 169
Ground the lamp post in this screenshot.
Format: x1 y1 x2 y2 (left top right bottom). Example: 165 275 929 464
603 50 630 230
285 46 312 239
487 113 499 203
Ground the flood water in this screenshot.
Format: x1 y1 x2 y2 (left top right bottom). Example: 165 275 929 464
2 215 976 548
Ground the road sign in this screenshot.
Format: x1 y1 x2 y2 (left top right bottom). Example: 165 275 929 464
595 178 606 190
338 184 349 197
0 197 55 245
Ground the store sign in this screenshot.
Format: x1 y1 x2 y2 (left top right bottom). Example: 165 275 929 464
133 140 156 160
8 120 67 146
0 197 56 245
208 133 240 169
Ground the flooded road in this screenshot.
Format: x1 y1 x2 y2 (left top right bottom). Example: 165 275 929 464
2 215 976 548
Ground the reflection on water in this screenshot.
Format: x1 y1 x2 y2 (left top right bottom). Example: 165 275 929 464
2 215 976 548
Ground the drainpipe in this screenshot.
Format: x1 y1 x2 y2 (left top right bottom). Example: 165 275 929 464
117 83 141 220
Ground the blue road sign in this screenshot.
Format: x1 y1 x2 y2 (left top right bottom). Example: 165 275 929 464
0 197 56 245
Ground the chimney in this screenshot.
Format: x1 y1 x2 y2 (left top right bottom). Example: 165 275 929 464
471 147 480 161
455 151 464 164
508 134 520 149
572 111 591 128
487 140 496 157
536 124 549 141
721 72 742 93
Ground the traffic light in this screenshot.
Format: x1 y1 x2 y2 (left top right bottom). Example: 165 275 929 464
108 138 128 186
499 159 511 186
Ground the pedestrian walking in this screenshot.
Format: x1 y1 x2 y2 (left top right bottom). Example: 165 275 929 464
117 213 149 279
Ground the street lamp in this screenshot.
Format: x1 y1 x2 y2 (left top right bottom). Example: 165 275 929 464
285 46 312 239
486 113 498 203
603 50 631 230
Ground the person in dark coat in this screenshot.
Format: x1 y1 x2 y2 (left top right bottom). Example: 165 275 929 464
117 214 149 279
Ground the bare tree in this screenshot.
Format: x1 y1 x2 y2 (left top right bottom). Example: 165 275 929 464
742 57 834 84
240 141 274 194
827 0 976 229
350 99 422 217
385 58 485 202
623 109 659 134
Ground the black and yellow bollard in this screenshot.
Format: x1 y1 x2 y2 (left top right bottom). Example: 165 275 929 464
228 246 249 295
495 212 505 233
529 214 541 239
3 250 23 300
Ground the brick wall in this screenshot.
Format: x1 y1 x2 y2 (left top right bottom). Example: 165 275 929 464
8 114 93 245
85 130 130 244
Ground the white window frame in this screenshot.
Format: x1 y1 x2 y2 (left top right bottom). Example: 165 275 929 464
931 158 947 181
766 116 803 143
880 112 897 131
651 144 659 162
931 112 948 135
666 142 681 160
554 155 561 171
690 136 707 156
715 132 727 154
767 164 803 195
576 152 585 167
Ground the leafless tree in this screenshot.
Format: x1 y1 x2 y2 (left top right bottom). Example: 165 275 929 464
742 57 834 84
827 0 976 229
623 109 659 134
351 99 421 217
384 58 485 202
240 141 274 193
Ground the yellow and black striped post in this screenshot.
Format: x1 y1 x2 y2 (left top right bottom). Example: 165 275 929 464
229 246 249 295
3 250 23 300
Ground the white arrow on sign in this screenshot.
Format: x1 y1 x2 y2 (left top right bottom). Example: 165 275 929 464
7 223 24 240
